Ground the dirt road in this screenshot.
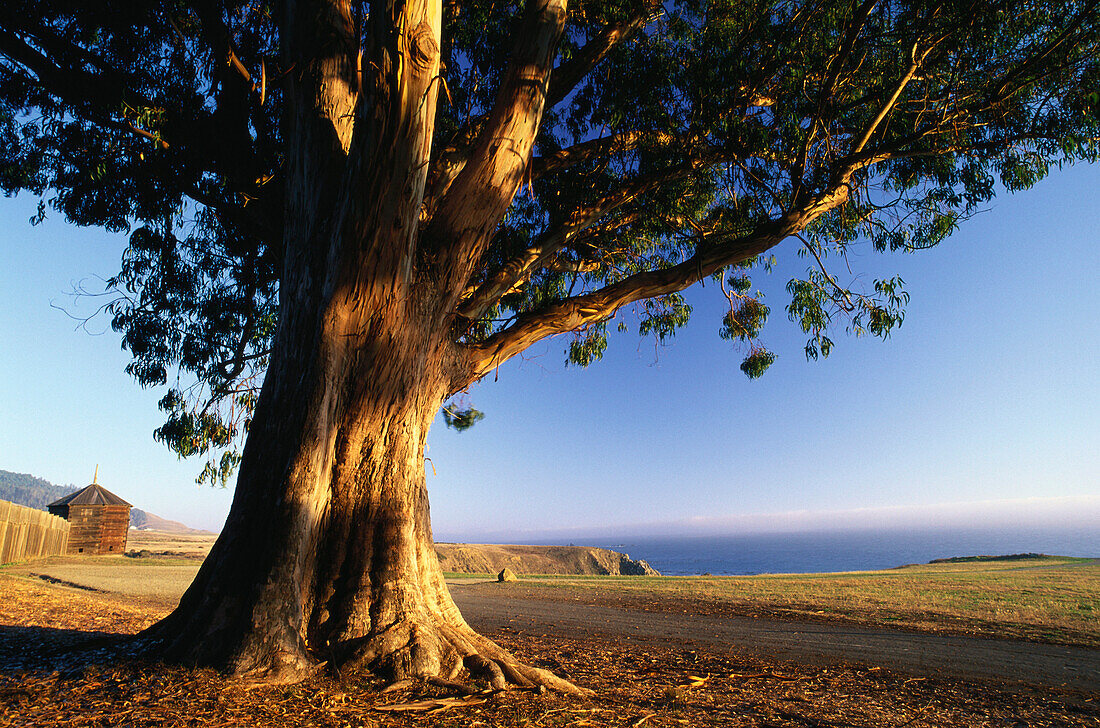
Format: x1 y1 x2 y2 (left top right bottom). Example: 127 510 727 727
449 582 1100 692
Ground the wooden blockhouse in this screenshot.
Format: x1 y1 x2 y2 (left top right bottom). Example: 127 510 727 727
47 475 131 555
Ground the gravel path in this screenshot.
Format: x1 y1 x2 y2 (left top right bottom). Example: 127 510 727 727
450 582 1100 692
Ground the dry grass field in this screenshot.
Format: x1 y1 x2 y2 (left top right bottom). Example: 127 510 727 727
6 537 1098 648
125 529 218 557
459 556 1100 648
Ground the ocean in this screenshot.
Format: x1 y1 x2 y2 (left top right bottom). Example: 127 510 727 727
579 526 1100 576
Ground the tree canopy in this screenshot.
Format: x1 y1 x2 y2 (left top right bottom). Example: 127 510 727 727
3 0 1098 481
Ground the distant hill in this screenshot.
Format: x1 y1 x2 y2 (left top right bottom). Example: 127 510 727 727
0 469 77 509
0 468 207 534
129 508 209 534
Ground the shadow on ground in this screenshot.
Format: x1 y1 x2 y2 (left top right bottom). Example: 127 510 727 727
0 625 128 674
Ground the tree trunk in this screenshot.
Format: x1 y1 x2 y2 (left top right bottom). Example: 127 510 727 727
144 0 583 694
146 287 581 692
143 174 582 690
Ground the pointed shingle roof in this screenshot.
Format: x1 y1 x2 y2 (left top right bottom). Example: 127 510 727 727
48 482 131 508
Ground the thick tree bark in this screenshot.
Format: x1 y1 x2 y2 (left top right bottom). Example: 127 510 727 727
144 0 584 693
147 257 580 692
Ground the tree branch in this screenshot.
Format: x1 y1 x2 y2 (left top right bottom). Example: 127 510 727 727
423 0 671 217
818 0 881 108
456 181 854 388
420 116 488 225
545 0 660 108
531 130 677 178
455 160 699 323
0 27 183 158
185 184 283 247
852 40 935 155
189 0 276 166
0 24 137 115
0 15 268 197
422 0 568 294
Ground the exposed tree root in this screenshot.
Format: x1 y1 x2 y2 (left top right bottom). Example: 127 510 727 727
235 649 328 687
425 675 482 695
140 613 591 696
339 619 593 697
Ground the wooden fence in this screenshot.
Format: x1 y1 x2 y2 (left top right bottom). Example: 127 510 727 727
0 499 70 563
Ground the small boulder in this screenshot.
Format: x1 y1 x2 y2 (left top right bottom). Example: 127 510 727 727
497 567 517 582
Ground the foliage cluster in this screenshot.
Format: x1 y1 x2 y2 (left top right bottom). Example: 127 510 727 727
2 0 1097 479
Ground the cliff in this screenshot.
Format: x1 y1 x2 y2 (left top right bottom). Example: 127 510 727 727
435 543 660 576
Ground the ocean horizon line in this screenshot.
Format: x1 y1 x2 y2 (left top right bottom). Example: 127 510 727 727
434 524 1100 576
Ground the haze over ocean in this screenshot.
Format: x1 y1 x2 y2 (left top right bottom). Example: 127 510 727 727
577 526 1100 576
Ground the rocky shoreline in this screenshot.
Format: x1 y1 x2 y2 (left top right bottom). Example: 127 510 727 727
435 543 660 576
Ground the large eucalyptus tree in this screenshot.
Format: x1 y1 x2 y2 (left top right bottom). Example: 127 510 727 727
1 0 1096 691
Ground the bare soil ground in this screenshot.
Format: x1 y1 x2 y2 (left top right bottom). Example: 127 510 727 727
1 556 1099 727
450 583 1100 692
4 555 1099 687
2 575 1099 728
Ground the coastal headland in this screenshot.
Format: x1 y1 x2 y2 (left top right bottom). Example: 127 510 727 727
120 530 661 575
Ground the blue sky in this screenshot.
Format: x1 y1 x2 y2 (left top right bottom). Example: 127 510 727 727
1 163 1097 536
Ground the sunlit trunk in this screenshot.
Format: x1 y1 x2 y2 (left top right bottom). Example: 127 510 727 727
148 0 584 693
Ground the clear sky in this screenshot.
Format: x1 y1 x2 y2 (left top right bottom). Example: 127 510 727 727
0 163 1097 536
